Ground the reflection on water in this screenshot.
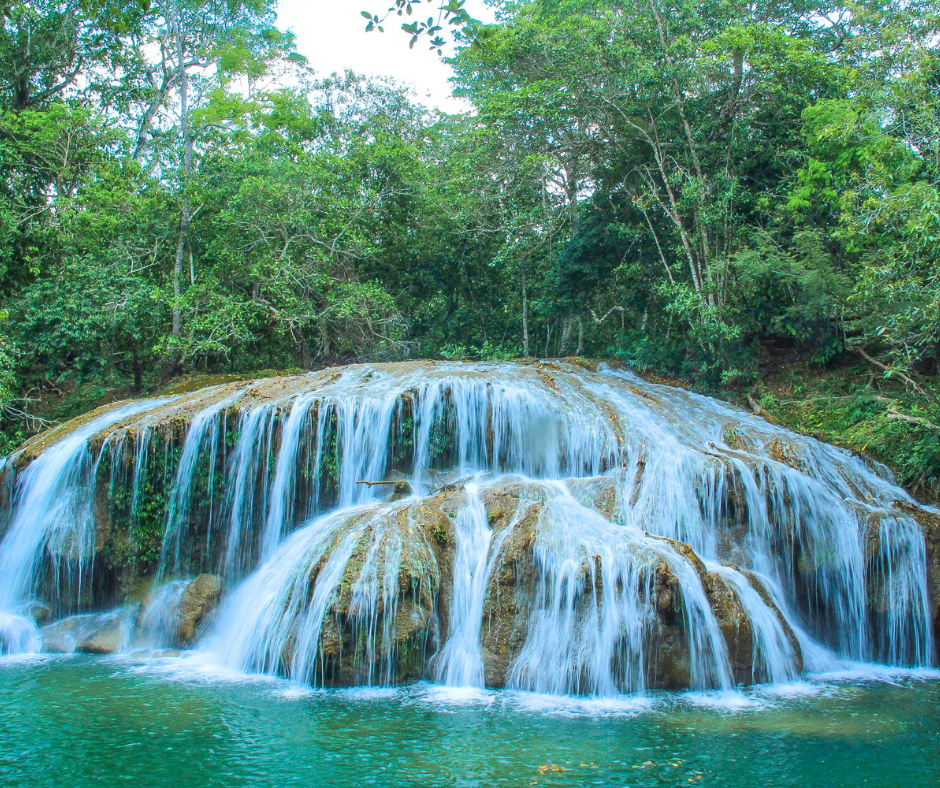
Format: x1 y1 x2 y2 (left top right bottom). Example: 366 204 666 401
0 657 937 788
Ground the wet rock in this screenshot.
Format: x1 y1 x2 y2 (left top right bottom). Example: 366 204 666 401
176 574 223 644
648 560 692 689
894 501 940 644
480 497 543 688
293 501 441 685
93 480 111 553
77 616 125 654
567 476 618 519
646 538 755 686
766 438 807 472
40 616 82 653
0 460 14 517
740 569 803 673
703 570 753 684
391 480 412 501
41 611 130 654
28 602 51 625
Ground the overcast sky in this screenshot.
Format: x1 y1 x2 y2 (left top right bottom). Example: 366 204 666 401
276 1 492 112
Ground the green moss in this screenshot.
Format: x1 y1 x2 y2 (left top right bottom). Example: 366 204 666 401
751 359 940 501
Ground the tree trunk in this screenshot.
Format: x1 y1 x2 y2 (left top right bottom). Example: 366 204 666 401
131 337 143 394
521 263 529 356
171 2 192 348
319 321 331 364
299 332 313 370
559 317 573 355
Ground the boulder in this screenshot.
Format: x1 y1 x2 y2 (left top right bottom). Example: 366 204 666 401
176 574 223 644
28 602 52 625
42 611 130 654
77 616 125 654
40 616 82 653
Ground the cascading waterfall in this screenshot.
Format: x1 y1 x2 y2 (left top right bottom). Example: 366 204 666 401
0 361 934 698
262 392 318 561
434 483 496 688
0 398 172 653
157 390 243 580
708 563 800 684
220 403 277 579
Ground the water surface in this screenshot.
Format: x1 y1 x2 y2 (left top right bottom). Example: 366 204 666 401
1 657 937 787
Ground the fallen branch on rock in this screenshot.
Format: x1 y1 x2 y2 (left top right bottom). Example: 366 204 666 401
884 408 940 431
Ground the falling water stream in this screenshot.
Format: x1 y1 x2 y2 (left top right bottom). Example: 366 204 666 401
0 361 935 698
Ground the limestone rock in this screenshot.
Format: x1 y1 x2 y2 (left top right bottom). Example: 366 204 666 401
41 611 129 654
895 501 940 641
28 602 51 625
40 616 82 653
77 617 125 654
176 574 223 644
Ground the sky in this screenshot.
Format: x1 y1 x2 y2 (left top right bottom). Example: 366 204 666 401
275 1 492 112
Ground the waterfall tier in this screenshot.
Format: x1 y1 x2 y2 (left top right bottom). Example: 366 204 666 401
0 360 937 692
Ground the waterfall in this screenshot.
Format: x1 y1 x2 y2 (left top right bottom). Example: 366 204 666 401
708 563 800 684
0 361 933 690
262 392 317 561
157 390 243 580
434 483 499 688
220 403 277 579
208 504 378 684
0 398 171 652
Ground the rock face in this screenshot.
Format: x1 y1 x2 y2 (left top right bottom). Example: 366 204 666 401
176 574 223 645
896 502 940 637
297 501 442 685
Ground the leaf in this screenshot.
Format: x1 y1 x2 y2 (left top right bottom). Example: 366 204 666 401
360 10 373 18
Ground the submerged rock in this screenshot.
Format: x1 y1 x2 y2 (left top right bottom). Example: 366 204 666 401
39 619 77 653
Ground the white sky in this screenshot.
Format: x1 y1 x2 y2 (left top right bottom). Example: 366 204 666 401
276 1 493 113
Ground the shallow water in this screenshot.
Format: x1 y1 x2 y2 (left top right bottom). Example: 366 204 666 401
1 658 937 787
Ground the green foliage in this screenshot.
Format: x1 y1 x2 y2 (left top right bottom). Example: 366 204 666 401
756 361 940 500
0 0 938 497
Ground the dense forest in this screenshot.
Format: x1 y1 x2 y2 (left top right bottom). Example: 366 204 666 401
0 0 938 495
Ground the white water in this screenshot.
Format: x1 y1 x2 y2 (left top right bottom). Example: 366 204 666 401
0 398 172 653
262 393 317 561
434 483 496 688
0 361 934 690
708 563 800 684
135 579 189 649
158 390 244 580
